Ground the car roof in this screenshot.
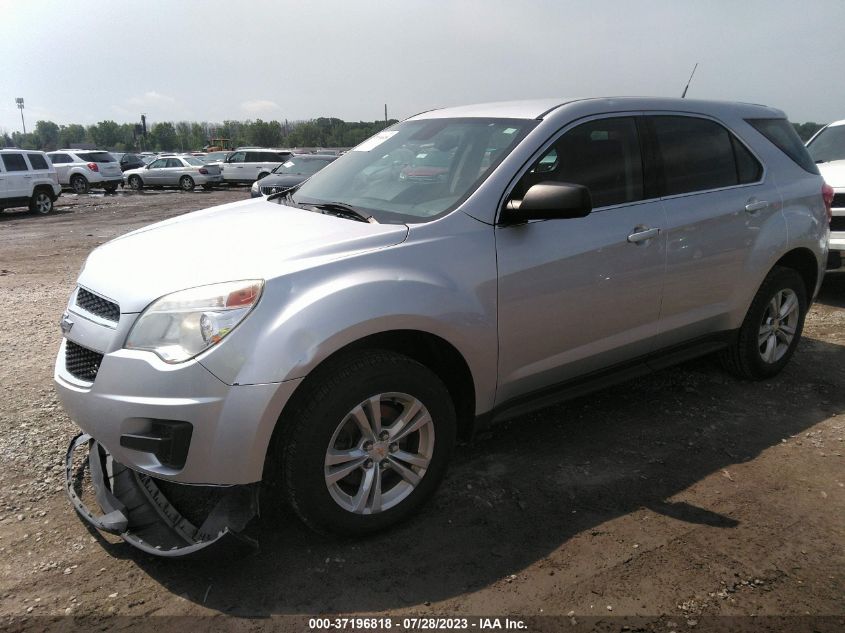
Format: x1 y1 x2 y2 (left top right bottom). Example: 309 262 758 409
406 97 785 121
0 148 46 153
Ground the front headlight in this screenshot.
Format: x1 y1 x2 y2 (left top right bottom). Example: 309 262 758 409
250 180 260 193
125 280 263 363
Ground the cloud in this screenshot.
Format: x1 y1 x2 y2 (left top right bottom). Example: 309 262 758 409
127 91 177 107
240 100 282 117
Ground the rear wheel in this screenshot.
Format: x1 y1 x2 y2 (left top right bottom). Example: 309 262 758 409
721 266 807 379
180 176 195 191
70 174 89 194
273 350 456 536
29 190 53 214
128 176 143 190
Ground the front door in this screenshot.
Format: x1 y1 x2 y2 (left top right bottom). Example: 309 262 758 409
496 115 667 405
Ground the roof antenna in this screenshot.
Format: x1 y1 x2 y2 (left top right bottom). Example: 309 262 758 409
681 63 698 98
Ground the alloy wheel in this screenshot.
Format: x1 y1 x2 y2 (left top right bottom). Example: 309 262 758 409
758 288 799 364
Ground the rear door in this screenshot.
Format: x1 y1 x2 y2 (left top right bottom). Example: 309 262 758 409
48 153 73 184
646 114 778 347
1 152 31 198
163 158 186 185
496 115 668 404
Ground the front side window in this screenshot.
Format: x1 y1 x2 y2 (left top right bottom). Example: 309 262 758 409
149 159 167 169
27 153 49 170
292 117 535 223
227 151 245 164
652 116 758 195
2 153 29 171
806 124 845 164
512 117 644 209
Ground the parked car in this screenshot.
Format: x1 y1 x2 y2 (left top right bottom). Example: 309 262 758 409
220 149 292 184
46 150 124 193
0 149 61 214
805 120 844 270
123 155 222 191
250 153 338 197
118 153 146 172
56 97 829 556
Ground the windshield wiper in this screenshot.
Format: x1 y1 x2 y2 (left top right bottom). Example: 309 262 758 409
311 202 379 224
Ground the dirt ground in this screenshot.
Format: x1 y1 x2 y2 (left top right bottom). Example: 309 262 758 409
0 188 842 632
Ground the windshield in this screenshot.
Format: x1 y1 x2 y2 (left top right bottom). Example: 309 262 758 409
807 125 845 163
203 152 229 162
273 157 333 175
292 117 535 223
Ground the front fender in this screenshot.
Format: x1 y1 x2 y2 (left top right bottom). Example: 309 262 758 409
199 212 499 414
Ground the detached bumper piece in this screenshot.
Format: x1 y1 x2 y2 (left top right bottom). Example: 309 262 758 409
65 433 259 557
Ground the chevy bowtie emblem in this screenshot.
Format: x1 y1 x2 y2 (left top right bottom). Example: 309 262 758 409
60 312 74 334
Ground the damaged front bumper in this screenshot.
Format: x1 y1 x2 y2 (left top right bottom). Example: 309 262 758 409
65 433 259 557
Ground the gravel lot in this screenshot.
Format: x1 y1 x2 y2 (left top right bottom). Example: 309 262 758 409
0 188 843 631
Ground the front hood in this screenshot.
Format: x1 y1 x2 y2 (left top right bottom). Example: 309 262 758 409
79 197 408 312
123 167 146 177
817 160 845 188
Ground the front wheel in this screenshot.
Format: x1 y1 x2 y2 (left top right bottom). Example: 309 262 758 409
180 176 195 191
275 351 456 536
721 266 807 380
70 175 89 194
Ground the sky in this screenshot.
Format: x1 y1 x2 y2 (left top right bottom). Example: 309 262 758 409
2 0 844 134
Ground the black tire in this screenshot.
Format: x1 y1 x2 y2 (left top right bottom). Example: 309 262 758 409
128 175 143 191
29 189 54 214
70 174 89 194
103 184 118 194
201 183 214 191
273 350 456 536
721 266 807 380
180 176 195 191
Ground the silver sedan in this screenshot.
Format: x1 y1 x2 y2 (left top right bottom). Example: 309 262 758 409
123 156 222 191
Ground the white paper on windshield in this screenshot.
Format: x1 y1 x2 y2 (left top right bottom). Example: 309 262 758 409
283 161 295 167
352 130 399 152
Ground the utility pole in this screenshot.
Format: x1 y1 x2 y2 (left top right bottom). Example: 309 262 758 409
15 98 26 135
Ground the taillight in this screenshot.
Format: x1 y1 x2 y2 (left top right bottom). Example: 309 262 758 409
87 162 99 172
199 168 208 174
822 182 834 224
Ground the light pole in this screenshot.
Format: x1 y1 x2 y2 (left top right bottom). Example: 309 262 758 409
15 98 26 135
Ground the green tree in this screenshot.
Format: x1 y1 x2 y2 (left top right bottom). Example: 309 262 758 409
34 120 60 150
58 124 86 148
150 122 177 151
88 120 123 148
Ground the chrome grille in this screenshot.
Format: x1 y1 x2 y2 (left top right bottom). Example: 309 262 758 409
76 288 119 322
65 341 104 382
260 185 285 196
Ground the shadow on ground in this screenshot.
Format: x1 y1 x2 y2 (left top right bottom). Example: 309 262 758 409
106 282 845 615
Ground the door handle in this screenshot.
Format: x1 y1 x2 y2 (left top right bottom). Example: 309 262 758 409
627 227 660 243
745 200 769 213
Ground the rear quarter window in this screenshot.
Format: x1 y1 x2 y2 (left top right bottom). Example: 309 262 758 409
746 118 819 175
27 153 49 170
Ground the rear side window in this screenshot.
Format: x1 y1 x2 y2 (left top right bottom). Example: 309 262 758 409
49 153 71 164
746 118 819 175
165 158 183 168
245 152 263 162
2 153 29 171
27 153 49 170
76 152 116 163
651 116 758 196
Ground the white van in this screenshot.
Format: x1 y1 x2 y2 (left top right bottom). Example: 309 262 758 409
220 149 292 184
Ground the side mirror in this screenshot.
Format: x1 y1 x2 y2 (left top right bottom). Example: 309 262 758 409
503 182 592 222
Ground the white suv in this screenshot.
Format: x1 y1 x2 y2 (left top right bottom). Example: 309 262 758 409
0 149 61 214
220 149 291 184
46 150 124 194
805 120 845 269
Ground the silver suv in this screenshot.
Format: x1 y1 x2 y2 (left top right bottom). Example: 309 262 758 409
56 98 829 555
46 149 124 193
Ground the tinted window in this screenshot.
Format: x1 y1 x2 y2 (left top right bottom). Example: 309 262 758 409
806 124 845 164
49 153 71 164
746 118 819 175
76 152 116 163
27 153 49 170
516 117 644 208
732 136 763 184
2 153 29 171
652 116 741 195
